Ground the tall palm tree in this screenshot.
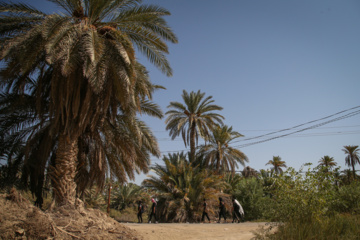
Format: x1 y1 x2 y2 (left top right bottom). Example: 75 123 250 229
318 155 337 172
0 63 164 205
266 156 287 175
0 0 177 205
343 145 360 180
197 125 248 174
165 90 224 163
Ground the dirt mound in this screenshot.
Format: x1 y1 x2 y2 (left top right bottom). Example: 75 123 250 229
0 189 142 240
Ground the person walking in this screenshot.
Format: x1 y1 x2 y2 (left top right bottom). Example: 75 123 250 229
137 200 144 223
201 198 211 223
232 197 244 223
148 198 158 223
217 197 227 223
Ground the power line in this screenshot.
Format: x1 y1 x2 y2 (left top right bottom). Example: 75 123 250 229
233 109 360 148
157 106 360 153
231 105 360 144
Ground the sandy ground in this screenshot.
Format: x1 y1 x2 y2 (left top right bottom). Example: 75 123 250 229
125 222 269 240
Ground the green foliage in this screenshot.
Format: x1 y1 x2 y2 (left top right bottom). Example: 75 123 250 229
83 186 106 209
110 183 146 211
331 181 360 214
263 165 338 223
143 152 226 222
232 177 269 220
259 214 360 240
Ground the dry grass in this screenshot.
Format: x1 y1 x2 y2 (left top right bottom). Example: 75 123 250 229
0 188 142 239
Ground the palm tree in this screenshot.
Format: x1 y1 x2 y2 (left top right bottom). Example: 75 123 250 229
165 90 224 163
242 166 258 178
197 125 248 174
266 156 287 175
0 0 177 206
0 63 164 206
223 172 243 195
111 182 145 211
318 155 337 172
142 152 225 222
343 145 360 180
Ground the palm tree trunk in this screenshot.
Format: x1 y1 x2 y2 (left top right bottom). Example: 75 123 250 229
352 159 356 180
51 133 79 206
190 123 196 163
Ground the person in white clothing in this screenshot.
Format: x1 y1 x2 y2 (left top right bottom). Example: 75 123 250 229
232 197 244 223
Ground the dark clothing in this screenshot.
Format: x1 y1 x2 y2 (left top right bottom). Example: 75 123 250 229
232 210 242 222
137 203 143 223
201 202 210 222
218 200 226 222
148 201 157 222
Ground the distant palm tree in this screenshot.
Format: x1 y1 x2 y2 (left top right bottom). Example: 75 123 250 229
242 166 258 178
165 90 224 163
318 155 337 172
340 169 354 185
343 145 360 179
0 0 177 205
266 156 287 175
259 169 276 196
198 125 248 174
111 183 145 211
223 173 243 195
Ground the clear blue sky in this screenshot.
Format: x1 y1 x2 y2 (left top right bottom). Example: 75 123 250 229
20 0 360 184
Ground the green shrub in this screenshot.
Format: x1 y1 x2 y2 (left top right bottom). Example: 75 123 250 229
259 214 360 240
331 181 360 214
233 178 269 220
263 165 338 223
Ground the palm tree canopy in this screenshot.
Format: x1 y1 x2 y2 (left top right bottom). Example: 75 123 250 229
242 166 258 178
343 145 360 167
1 0 177 137
266 156 287 175
318 155 337 169
198 125 248 174
165 90 224 162
343 145 360 179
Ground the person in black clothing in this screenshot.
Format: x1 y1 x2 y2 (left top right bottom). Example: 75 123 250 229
137 200 144 223
218 197 227 223
148 198 158 223
201 198 211 223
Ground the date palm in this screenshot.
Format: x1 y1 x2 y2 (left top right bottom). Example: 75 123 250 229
318 155 337 172
142 152 225 222
111 182 145 211
197 125 248 174
343 145 360 180
165 90 224 163
242 166 258 178
0 63 163 206
266 156 287 175
0 0 177 205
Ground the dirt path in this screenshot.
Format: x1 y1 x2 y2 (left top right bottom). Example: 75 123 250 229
125 222 269 240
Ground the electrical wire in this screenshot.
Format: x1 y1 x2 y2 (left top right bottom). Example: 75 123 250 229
157 106 360 153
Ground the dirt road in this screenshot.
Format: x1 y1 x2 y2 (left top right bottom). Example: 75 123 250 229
125 222 269 240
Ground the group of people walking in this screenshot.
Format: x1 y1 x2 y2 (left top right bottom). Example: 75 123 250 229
137 197 244 224
202 197 244 223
